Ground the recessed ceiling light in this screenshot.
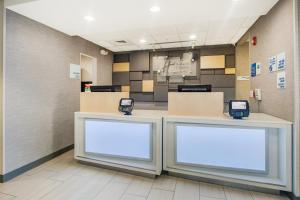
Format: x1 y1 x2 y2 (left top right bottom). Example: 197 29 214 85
84 16 94 21
140 39 147 44
150 6 160 12
189 34 197 40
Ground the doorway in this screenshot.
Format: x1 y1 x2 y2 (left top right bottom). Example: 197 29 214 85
80 53 97 85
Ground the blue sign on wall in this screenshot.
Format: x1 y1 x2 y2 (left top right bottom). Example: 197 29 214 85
269 56 277 72
251 63 257 77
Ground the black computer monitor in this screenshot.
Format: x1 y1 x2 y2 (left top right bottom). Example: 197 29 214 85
90 85 121 92
178 85 212 92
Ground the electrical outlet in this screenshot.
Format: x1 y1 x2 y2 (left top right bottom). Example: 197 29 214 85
255 89 262 101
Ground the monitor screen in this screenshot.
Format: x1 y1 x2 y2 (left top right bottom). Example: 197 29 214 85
121 99 133 106
232 101 247 110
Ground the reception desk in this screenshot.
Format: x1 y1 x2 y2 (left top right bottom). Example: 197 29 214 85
74 92 292 191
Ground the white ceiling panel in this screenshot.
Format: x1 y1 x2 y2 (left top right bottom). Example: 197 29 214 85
153 34 180 43
146 26 178 36
242 17 260 28
230 27 250 44
7 0 279 52
175 22 209 34
160 42 184 49
179 33 205 43
180 41 196 48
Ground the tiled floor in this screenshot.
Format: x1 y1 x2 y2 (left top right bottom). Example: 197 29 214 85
0 150 290 200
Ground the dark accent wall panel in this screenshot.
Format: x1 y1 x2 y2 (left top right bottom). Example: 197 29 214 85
168 83 179 91
168 51 183 57
200 69 215 75
200 75 235 88
200 46 235 56
151 51 168 57
114 53 130 63
214 69 225 75
130 72 143 81
112 72 130 85
143 72 153 80
184 79 201 85
130 93 154 102
130 51 150 71
130 81 142 92
154 85 168 102
226 55 235 68
184 76 197 80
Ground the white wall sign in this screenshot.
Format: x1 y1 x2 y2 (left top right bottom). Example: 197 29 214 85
237 76 250 81
277 71 286 89
269 56 277 72
256 63 262 75
277 52 286 71
70 64 81 80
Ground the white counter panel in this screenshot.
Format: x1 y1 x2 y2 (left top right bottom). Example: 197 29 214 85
85 120 152 160
75 111 164 175
176 125 267 172
164 115 292 191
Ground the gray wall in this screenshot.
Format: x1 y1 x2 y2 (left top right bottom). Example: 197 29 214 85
0 1 4 174
5 10 112 173
247 0 294 121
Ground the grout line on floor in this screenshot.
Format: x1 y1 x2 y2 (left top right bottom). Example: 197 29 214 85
0 192 16 198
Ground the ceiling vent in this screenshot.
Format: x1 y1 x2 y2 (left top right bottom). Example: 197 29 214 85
115 40 128 44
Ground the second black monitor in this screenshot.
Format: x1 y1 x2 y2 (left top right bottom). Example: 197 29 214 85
178 85 212 92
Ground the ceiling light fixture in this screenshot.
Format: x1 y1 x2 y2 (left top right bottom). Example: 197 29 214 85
150 6 160 13
84 16 95 21
140 39 147 44
189 34 197 40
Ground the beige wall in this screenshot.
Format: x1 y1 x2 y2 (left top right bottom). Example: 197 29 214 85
235 42 250 100
245 0 294 121
4 10 112 173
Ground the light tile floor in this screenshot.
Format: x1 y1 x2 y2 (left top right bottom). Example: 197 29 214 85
0 150 290 200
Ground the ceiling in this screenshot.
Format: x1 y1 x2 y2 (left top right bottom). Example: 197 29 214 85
6 0 279 52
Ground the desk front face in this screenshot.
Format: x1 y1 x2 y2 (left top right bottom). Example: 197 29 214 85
85 120 152 161
75 113 162 175
175 125 267 173
163 118 292 191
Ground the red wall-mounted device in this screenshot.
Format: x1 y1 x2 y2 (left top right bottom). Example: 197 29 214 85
251 36 257 46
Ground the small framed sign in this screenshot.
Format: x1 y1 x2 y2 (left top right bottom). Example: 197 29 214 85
277 52 286 71
70 64 81 80
277 71 286 89
269 56 277 72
